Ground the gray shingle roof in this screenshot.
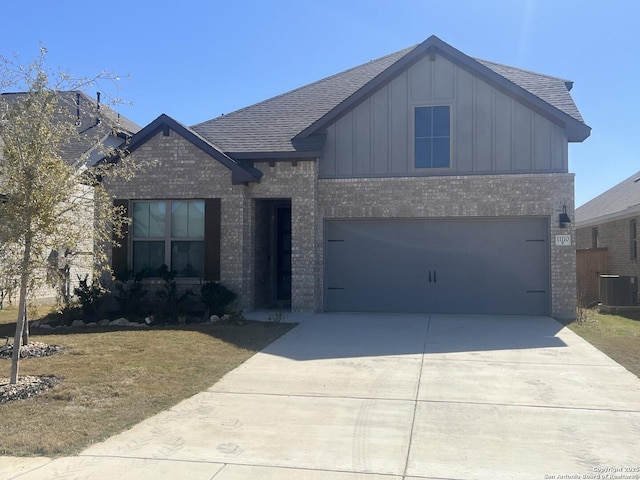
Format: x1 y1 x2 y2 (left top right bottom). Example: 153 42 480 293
192 47 414 156
0 90 141 166
473 59 585 123
576 171 640 226
192 36 589 157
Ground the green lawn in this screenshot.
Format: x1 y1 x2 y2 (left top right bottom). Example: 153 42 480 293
0 306 295 456
568 310 640 378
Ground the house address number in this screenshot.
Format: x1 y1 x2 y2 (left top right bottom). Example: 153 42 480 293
555 235 571 246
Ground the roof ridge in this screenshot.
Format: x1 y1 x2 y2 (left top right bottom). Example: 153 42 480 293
2 89 141 133
191 45 416 129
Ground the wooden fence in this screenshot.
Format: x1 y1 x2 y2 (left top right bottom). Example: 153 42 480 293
576 248 608 306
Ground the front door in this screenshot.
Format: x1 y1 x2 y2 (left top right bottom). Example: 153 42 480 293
274 205 292 304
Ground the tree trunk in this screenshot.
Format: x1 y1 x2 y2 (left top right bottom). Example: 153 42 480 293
10 235 32 385
21 307 29 346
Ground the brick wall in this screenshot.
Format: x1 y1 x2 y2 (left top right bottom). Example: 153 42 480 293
577 216 640 277
247 161 317 311
105 128 577 319
104 129 247 297
105 129 318 312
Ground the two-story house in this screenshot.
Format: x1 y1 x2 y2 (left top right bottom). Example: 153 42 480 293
105 35 590 319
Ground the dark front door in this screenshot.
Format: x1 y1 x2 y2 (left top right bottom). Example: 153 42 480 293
274 205 292 304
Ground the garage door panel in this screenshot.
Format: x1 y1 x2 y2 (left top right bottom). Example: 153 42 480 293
325 218 549 315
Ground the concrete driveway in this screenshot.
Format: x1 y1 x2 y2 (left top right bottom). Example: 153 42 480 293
3 313 640 479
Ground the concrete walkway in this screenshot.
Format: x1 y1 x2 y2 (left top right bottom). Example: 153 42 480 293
2 313 640 479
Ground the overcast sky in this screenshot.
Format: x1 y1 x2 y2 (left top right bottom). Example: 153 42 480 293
2 0 638 206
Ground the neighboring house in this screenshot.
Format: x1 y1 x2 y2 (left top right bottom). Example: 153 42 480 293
0 91 140 304
105 35 590 319
576 170 640 305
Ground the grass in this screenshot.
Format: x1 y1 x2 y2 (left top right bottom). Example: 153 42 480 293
0 305 295 457
568 309 640 378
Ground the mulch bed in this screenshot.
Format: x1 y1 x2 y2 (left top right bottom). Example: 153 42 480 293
0 341 64 403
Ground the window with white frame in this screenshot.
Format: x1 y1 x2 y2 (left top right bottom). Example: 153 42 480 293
414 105 451 169
132 200 205 277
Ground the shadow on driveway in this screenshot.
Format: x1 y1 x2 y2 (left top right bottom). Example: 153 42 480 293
255 312 567 360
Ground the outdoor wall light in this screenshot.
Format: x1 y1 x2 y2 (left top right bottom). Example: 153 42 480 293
559 205 571 228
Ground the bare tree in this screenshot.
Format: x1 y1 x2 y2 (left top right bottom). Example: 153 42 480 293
0 47 141 384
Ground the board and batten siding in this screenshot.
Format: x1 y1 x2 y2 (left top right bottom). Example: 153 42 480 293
320 54 568 178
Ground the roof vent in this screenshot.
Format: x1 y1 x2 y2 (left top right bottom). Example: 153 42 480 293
633 177 640 183
75 93 81 126
95 92 101 125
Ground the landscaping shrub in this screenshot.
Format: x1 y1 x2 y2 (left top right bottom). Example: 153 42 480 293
73 274 107 321
154 265 195 324
113 270 148 317
201 281 237 317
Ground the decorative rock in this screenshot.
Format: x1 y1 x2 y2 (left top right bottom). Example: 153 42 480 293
209 315 220 323
221 314 230 322
144 316 154 325
99 319 110 326
38 324 53 329
86 322 98 327
71 320 85 327
109 317 131 326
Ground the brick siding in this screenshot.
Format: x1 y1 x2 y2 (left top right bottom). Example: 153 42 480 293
577 216 640 277
105 129 576 319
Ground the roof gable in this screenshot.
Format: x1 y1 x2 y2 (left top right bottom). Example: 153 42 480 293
120 114 262 184
297 35 590 142
192 35 590 157
576 171 640 227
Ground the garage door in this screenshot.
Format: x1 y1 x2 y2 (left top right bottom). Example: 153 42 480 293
324 217 549 315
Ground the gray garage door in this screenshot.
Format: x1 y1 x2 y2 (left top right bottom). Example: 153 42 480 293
324 217 549 315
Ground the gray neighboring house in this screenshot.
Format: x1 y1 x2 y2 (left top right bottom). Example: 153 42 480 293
106 35 590 319
0 91 140 303
576 171 640 303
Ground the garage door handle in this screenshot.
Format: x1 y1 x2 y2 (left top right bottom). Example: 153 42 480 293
433 270 437 283
429 271 431 283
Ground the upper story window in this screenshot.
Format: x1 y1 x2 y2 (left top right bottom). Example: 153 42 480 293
132 200 205 277
414 105 450 169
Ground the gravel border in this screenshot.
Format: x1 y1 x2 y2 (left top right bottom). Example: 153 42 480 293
0 375 60 403
0 342 65 403
0 341 65 359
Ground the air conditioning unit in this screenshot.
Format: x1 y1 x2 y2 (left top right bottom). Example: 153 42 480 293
599 275 638 306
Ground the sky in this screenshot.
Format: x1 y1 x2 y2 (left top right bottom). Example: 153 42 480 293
1 0 638 207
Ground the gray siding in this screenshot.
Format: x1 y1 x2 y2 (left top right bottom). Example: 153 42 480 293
320 54 569 178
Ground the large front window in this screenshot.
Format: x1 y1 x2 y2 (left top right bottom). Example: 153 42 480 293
132 200 205 277
414 105 450 168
